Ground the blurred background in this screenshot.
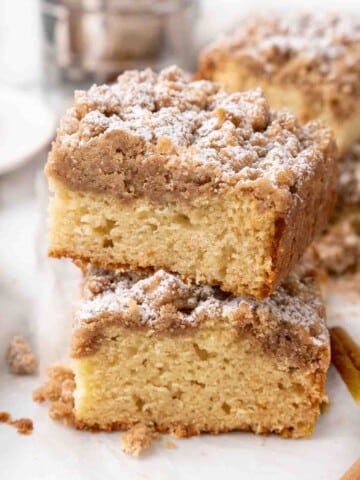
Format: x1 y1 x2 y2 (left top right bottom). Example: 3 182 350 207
0 0 358 349
1 0 359 114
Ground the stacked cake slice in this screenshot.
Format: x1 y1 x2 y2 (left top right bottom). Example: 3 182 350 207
45 66 337 438
71 265 329 438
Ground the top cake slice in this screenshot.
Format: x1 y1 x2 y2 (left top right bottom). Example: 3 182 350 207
46 66 337 299
198 13 360 153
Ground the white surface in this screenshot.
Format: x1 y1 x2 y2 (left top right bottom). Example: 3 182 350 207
0 88 55 175
0 0 359 478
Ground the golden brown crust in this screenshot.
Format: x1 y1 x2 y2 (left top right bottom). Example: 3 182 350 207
74 418 313 438
198 13 360 121
37 397 322 438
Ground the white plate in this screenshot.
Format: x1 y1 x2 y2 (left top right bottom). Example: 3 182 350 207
0 87 56 175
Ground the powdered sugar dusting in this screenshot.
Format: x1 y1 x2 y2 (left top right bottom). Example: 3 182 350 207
75 266 328 346
256 13 360 62
201 12 360 114
57 66 332 196
208 12 360 72
77 269 222 329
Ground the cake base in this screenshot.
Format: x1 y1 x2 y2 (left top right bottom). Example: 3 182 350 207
73 331 327 439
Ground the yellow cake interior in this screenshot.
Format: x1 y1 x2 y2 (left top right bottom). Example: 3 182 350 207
73 324 325 438
48 180 277 297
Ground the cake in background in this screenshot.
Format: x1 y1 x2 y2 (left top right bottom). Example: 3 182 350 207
198 13 360 153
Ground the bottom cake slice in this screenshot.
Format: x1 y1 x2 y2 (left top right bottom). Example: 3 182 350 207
70 265 330 438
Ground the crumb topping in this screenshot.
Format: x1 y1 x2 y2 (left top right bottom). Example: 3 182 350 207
48 66 335 206
10 418 34 435
0 412 33 435
0 412 10 422
200 13 360 117
314 144 360 277
6 335 37 375
33 365 75 426
78 267 224 330
121 423 159 456
74 265 328 349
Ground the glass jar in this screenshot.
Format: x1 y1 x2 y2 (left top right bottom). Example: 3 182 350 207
41 0 198 93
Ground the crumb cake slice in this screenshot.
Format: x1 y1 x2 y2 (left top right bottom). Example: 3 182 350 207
198 13 360 153
71 264 330 438
46 66 337 299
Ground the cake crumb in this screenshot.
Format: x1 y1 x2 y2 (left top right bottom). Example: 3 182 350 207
0 412 33 435
121 423 159 457
6 335 37 375
33 365 75 426
9 418 33 435
165 439 177 449
0 412 10 422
